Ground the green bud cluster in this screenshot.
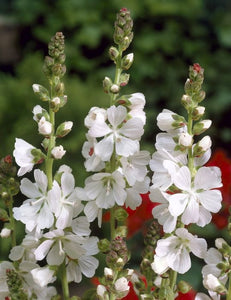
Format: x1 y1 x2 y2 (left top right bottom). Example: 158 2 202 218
106 236 129 270
6 269 28 300
113 8 133 51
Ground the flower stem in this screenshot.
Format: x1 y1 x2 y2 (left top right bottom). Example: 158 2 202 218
8 193 16 248
110 206 116 240
169 269 177 291
60 262 70 300
46 94 56 190
187 111 194 176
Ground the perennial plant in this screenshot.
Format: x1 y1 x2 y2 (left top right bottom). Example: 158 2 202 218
0 8 231 300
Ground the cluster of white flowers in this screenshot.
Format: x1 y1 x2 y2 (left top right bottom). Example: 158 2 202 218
82 93 150 226
150 108 222 275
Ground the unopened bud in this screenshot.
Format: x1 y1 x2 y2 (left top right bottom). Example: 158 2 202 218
56 121 73 137
51 97 61 112
119 73 130 86
192 106 205 120
38 117 52 136
51 145 66 159
193 135 212 157
177 281 192 294
215 238 228 250
32 84 50 102
109 46 119 61
98 238 110 253
114 277 130 298
179 132 193 147
96 285 108 300
114 207 129 222
110 84 120 94
203 274 227 293
193 120 212 135
0 227 11 238
121 53 134 70
181 94 193 109
103 77 112 94
104 267 114 281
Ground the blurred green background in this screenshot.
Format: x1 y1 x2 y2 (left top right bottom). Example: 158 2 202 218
0 0 231 295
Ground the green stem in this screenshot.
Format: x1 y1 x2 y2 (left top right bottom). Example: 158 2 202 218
46 101 55 190
169 270 177 291
187 111 194 175
110 47 123 105
8 193 16 248
110 206 116 240
60 262 70 300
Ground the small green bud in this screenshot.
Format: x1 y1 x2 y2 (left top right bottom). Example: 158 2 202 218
109 46 119 61
114 207 129 222
103 76 112 94
31 148 46 163
115 225 127 238
197 90 206 102
181 94 193 109
121 53 134 70
55 82 65 96
0 208 9 221
51 97 61 112
119 73 130 86
32 84 50 101
98 238 111 253
56 121 73 137
177 281 192 294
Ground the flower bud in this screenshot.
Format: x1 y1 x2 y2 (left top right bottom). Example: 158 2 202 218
193 120 212 135
114 277 130 298
0 227 11 238
157 109 186 132
97 285 108 300
103 76 112 94
109 46 119 61
114 207 129 222
181 94 193 109
38 117 52 136
179 132 193 148
98 238 111 253
119 73 130 86
215 238 227 250
51 145 66 159
121 53 134 70
192 106 205 120
177 281 192 294
193 136 212 157
110 84 120 94
32 84 50 102
104 267 114 281
31 148 46 164
0 208 9 222
56 121 73 138
203 274 227 293
51 97 61 112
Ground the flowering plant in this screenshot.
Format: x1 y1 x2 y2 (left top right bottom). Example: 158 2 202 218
0 8 231 300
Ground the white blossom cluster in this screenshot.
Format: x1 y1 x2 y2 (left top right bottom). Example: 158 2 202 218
150 109 223 275
81 93 150 227
0 103 99 299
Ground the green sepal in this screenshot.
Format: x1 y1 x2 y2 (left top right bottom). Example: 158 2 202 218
0 208 9 221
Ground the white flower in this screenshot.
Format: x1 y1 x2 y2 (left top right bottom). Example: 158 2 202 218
66 236 99 283
203 274 223 292
13 169 54 232
151 255 169 275
32 83 40 93
34 229 86 265
13 138 36 176
128 93 145 110
51 145 66 159
154 228 207 274
48 172 83 229
84 107 107 128
168 166 222 226
82 134 105 172
89 105 143 161
150 188 177 233
125 176 150 210
84 171 126 209
38 116 52 135
31 267 56 287
157 109 179 132
120 150 150 186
